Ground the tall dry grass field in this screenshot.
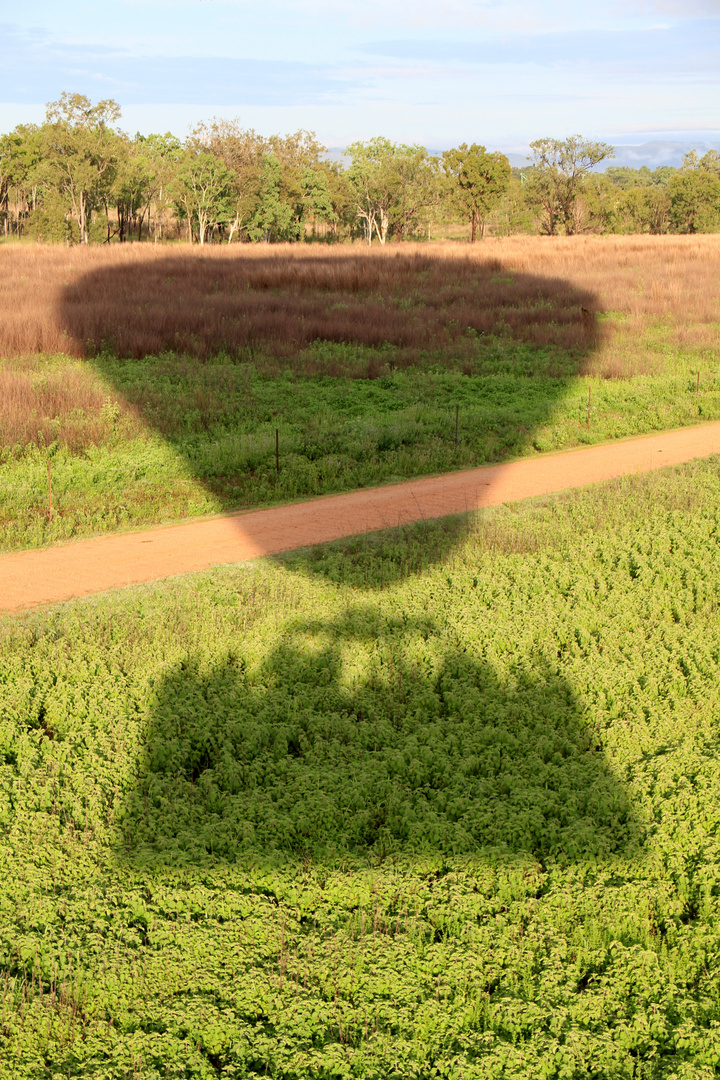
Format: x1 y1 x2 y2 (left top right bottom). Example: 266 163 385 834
0 235 718 369
0 238 603 363
1 234 718 460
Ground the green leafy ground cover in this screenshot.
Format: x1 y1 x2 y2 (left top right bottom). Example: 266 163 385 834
3 459 720 1077
2 340 718 553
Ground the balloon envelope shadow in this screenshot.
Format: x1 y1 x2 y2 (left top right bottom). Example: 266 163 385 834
120 609 638 867
57 248 602 534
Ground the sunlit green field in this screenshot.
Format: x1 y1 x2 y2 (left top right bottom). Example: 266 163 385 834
3 459 720 1077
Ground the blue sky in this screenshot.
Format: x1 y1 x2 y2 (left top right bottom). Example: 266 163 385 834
1 0 718 152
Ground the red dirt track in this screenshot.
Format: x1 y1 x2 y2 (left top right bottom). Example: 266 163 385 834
2 422 720 616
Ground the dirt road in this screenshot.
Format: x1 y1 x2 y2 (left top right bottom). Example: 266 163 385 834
3 421 720 615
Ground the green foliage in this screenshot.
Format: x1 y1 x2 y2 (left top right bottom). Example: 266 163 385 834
173 150 237 244
606 184 672 235
4 462 720 1074
563 173 675 237
604 165 677 190
41 93 122 244
0 123 43 238
300 166 337 229
345 138 440 244
187 121 336 243
23 189 76 243
2 101 720 241
527 136 615 235
4 343 720 553
682 150 720 175
669 169 720 234
442 144 511 241
246 155 302 243
487 176 539 236
112 137 157 242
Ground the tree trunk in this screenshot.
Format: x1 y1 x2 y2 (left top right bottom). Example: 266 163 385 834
360 210 373 245
471 211 477 243
359 207 374 245
374 208 389 244
80 192 88 244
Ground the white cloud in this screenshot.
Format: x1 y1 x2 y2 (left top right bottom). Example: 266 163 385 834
2 0 718 145
618 0 720 14
189 0 621 33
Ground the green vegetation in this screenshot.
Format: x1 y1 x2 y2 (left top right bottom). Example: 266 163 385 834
526 136 614 236
4 459 720 1076
442 143 512 242
2 341 718 552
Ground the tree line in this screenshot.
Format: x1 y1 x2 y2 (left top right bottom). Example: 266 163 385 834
1 93 719 245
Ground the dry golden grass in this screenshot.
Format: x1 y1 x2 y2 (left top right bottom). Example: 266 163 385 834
0 358 146 451
489 234 720 379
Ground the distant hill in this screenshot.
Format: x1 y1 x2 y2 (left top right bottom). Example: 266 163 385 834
327 140 720 172
500 141 720 171
596 141 720 171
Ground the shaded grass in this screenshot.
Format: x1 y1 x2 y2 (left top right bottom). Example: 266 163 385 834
2 345 719 553
3 460 720 1075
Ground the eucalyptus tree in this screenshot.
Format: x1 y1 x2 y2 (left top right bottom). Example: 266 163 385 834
345 138 437 244
669 166 720 233
387 145 441 241
189 119 265 241
682 149 720 174
245 154 300 242
112 136 156 242
299 166 338 236
266 128 326 171
135 132 183 242
263 129 336 240
0 124 43 236
527 135 614 235
442 143 511 241
320 160 356 240
173 149 236 244
190 121 331 242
